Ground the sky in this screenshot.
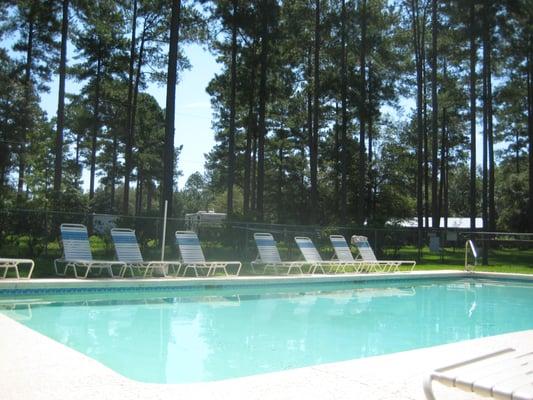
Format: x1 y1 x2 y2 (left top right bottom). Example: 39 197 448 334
40 43 221 190
145 44 221 188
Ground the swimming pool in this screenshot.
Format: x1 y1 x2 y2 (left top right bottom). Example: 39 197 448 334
1 277 532 384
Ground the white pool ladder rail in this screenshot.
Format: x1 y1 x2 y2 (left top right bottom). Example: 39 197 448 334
464 240 477 271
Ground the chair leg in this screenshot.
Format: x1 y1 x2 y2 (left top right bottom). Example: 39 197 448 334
121 266 133 278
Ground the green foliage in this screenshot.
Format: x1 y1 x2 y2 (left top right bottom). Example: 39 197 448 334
0 0 532 241
496 169 529 232
1 0 60 90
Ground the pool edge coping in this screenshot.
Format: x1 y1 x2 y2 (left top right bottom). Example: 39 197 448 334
0 270 532 293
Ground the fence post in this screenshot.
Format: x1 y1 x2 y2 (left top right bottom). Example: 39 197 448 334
482 232 489 266
161 200 168 261
417 228 422 261
244 223 249 254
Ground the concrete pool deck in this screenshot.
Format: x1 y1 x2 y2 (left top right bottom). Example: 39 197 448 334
1 271 532 400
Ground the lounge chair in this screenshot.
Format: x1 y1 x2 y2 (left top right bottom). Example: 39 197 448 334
54 223 128 278
175 231 241 277
295 236 360 274
329 234 378 273
0 258 35 279
111 228 181 277
351 235 416 272
252 233 305 275
423 347 533 400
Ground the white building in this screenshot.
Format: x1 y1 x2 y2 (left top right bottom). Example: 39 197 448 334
391 217 483 229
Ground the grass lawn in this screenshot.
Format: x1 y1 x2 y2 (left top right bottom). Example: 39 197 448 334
1 239 532 278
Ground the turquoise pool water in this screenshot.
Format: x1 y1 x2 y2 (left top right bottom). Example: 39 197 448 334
1 278 532 383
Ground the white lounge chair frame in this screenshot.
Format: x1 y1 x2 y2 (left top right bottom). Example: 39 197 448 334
294 236 358 274
329 234 390 273
423 347 533 400
175 231 241 277
0 258 35 279
111 228 181 277
252 233 305 275
351 235 416 272
54 223 128 278
329 235 365 273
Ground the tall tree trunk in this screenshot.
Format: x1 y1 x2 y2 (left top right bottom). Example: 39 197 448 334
410 0 424 251
277 132 284 223
310 0 320 221
469 1 477 231
526 33 533 232
227 0 238 218
438 108 446 222
514 129 520 174
135 116 146 216
89 52 102 202
147 183 153 213
334 103 340 215
0 117 6 192
307 46 313 221
422 13 429 230
430 0 439 229
367 93 374 222
0 162 5 193
18 11 35 200
53 0 69 205
75 132 81 187
358 0 367 225
132 22 146 218
135 163 143 215
256 0 269 221
244 49 257 216
340 0 348 222
110 131 118 212
444 140 449 230
251 126 257 212
423 78 429 229
481 6 489 265
122 0 138 215
299 131 307 220
484 5 496 233
162 0 182 217
488 64 496 232
130 18 146 171
366 60 374 222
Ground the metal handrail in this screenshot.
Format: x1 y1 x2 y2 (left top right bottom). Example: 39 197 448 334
464 240 478 271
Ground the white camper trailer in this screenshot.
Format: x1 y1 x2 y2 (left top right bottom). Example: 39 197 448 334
185 211 226 232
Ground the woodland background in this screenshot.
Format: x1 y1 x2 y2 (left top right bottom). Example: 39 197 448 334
0 0 532 236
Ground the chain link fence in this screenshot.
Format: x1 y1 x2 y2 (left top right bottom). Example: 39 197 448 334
0 209 531 277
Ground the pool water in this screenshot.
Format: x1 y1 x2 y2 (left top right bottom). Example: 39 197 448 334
1 278 532 383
